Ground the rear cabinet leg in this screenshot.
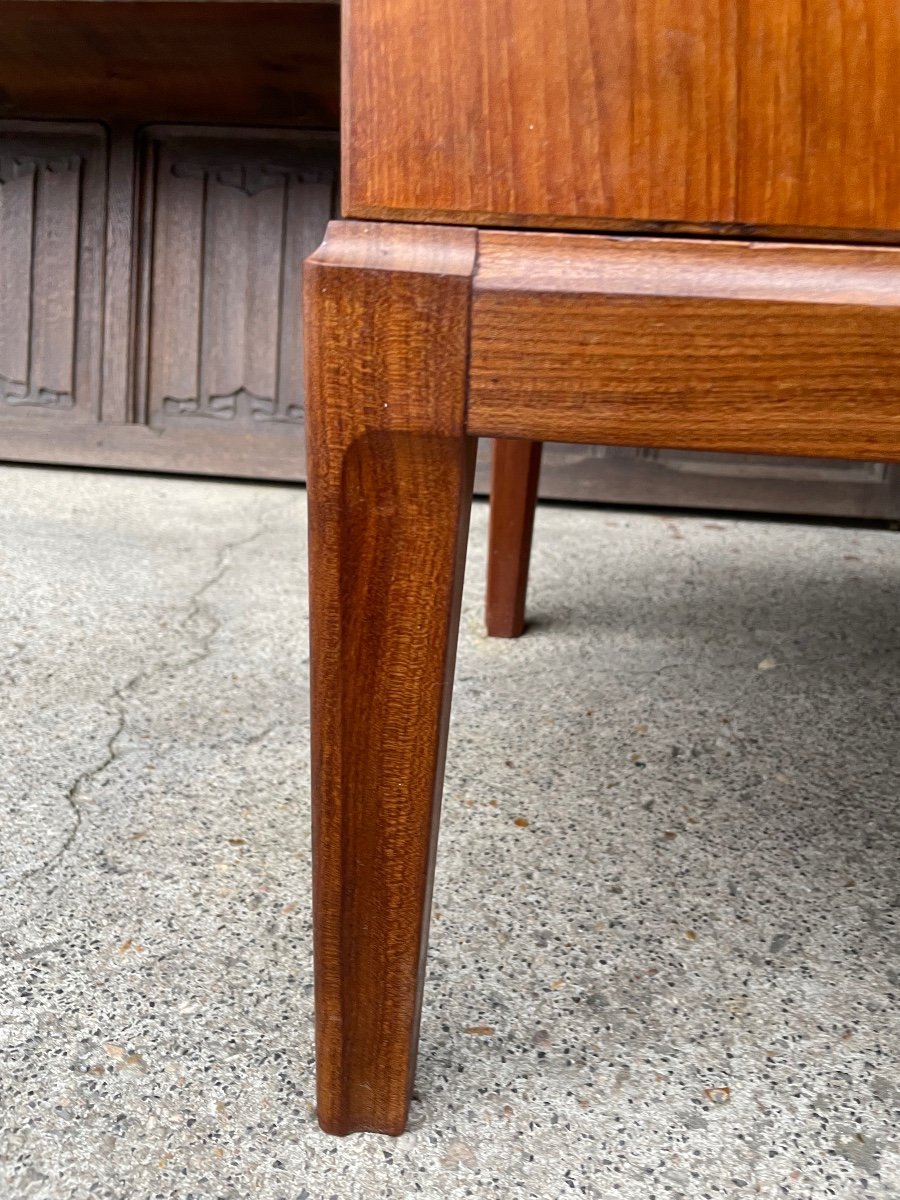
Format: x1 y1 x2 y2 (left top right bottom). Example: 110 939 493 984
486 438 543 637
304 221 477 1135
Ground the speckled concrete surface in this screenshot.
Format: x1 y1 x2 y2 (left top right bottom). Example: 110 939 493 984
0 464 898 1200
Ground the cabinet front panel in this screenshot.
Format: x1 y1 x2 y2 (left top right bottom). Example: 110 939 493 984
739 0 900 235
345 0 900 239
344 0 737 229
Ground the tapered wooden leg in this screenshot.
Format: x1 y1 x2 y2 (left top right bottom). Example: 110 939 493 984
304 221 478 1136
486 439 543 637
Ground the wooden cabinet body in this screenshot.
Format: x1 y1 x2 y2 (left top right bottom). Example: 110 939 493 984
345 0 900 241
343 0 900 516
309 5 900 1135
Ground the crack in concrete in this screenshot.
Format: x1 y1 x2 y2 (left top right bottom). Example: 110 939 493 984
163 494 299 676
13 705 125 887
6 491 301 892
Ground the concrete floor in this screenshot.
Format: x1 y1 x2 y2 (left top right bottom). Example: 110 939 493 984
0 464 898 1200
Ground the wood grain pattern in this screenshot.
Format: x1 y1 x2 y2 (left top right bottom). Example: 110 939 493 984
344 0 737 229
304 220 477 1136
345 0 900 240
486 439 543 638
469 232 900 461
739 1 900 234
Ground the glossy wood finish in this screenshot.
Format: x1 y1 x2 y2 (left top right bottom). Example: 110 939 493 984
307 218 900 1135
304 221 477 1136
316 0 900 1143
486 439 542 638
344 0 900 241
740 1 900 235
344 0 737 231
469 232 900 460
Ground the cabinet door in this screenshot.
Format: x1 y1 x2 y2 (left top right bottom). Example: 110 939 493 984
345 0 900 242
137 128 336 450
344 0 738 230
739 0 900 237
0 123 106 424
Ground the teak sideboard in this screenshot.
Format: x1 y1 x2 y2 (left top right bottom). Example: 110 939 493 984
5 0 898 1142
306 0 900 1135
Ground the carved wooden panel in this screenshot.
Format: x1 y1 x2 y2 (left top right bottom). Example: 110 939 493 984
0 121 105 420
137 127 337 436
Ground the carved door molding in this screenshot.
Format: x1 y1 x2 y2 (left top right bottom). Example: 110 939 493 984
0 119 337 478
0 122 105 422
137 127 335 439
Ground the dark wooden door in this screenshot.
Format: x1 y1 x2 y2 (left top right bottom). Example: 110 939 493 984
0 119 337 479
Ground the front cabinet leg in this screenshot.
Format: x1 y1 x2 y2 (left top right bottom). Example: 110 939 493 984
304 222 478 1135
